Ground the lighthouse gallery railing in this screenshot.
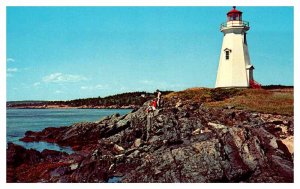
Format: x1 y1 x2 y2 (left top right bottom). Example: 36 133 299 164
220 21 250 29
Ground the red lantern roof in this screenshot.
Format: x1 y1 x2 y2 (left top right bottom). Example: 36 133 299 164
227 6 242 15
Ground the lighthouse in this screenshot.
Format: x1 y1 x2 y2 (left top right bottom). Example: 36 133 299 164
215 6 254 88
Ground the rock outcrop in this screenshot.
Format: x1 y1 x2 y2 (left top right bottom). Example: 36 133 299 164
8 97 294 183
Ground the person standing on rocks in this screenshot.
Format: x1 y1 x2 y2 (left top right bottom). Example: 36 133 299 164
156 89 162 108
146 98 158 140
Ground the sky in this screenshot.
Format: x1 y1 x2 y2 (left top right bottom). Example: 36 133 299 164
6 6 294 101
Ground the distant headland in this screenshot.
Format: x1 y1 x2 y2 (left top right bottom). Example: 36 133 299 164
7 91 173 109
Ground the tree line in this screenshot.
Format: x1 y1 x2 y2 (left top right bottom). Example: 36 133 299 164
7 91 173 108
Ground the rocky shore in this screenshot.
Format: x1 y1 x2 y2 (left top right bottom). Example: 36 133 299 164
7 89 294 183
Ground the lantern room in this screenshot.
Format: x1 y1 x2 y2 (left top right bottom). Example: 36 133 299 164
220 6 249 31
227 6 242 22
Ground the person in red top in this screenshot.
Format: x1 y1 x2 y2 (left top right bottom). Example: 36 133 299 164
152 98 157 110
146 98 157 113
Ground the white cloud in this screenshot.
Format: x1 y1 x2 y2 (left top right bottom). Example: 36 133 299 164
81 84 107 90
138 80 186 91
120 86 127 91
7 68 18 72
7 58 15 63
33 82 41 87
55 90 63 94
80 86 88 90
139 80 154 85
43 73 87 83
95 84 105 89
139 80 168 88
7 73 13 77
7 68 18 77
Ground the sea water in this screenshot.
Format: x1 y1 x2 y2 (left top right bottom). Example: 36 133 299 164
7 108 132 153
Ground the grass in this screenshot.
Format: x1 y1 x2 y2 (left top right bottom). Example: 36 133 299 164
165 87 294 115
165 87 210 101
165 87 241 102
205 89 294 115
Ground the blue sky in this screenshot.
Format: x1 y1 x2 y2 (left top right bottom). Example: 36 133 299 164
7 6 294 101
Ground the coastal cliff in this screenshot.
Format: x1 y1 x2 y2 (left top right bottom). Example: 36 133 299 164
7 88 294 183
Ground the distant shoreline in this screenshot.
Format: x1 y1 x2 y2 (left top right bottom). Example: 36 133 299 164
7 105 137 109
6 91 169 111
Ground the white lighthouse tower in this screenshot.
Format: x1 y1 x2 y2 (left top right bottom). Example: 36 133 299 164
215 6 254 88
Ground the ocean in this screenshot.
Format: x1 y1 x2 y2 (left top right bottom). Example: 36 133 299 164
7 108 132 153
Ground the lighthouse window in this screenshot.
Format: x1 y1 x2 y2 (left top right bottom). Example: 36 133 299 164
229 14 238 21
225 51 230 60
